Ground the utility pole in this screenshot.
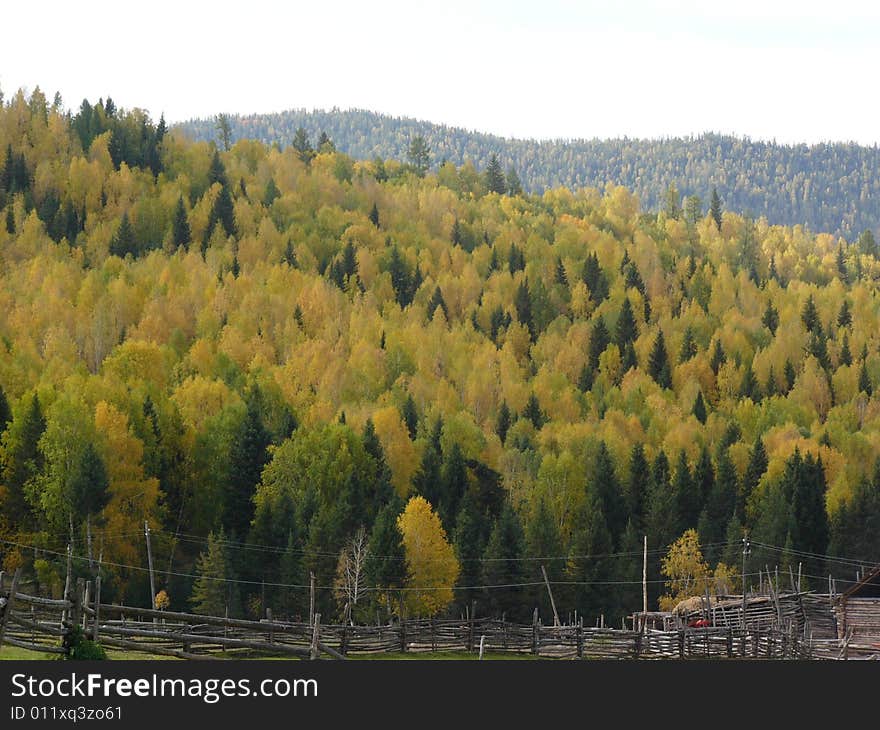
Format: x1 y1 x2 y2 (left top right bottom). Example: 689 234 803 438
741 534 750 631
540 565 560 627
145 521 157 611
642 535 648 618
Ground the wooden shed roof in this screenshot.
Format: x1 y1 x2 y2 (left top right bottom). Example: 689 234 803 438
841 565 880 600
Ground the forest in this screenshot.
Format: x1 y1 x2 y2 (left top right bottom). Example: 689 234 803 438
180 107 880 240
0 87 879 627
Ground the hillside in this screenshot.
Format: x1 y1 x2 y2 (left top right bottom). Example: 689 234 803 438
178 108 880 240
0 89 878 627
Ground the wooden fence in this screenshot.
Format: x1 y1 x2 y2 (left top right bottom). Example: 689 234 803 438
0 575 859 661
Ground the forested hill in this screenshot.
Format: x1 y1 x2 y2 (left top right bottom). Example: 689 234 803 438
3 89 880 626
178 108 880 240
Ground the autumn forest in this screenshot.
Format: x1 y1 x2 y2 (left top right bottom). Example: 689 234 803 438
0 88 878 626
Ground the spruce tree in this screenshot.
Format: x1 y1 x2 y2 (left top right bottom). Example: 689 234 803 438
263 178 280 207
505 165 522 196
582 252 609 302
191 530 233 616
484 154 506 194
740 436 767 518
427 286 448 321
648 330 672 389
453 489 487 609
224 392 271 539
495 401 511 444
0 386 11 433
278 530 305 618
614 297 638 351
679 326 697 363
566 489 613 618
762 301 779 335
109 211 135 258
1 393 46 530
693 391 707 424
709 339 726 375
412 418 443 508
801 294 820 334
400 394 419 440
593 441 626 543
840 332 852 367
514 280 533 338
783 358 797 393
837 299 852 328
438 442 468 533
673 450 701 531
525 497 563 616
624 443 650 530
171 196 191 249
710 187 723 231
481 502 527 620
588 317 610 371
522 393 546 430
365 496 406 609
369 202 379 227
859 359 873 396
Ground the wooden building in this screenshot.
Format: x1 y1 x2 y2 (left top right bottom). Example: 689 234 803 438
834 565 880 656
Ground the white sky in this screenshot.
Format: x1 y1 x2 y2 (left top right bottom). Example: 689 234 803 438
2 0 878 144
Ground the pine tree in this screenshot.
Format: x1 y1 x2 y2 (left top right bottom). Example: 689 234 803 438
507 243 525 273
801 294 820 334
484 154 506 194
5 205 14 234
481 502 527 620
582 252 609 302
648 330 672 389
412 418 443 507
554 257 568 287
710 187 723 231
399 394 418 441
739 361 761 401
679 326 697 363
522 393 546 430
673 450 701 530
783 358 797 393
278 530 305 618
365 497 406 608
495 401 511 444
699 449 738 564
514 280 533 338
170 196 191 250
693 446 715 507
566 488 614 617
859 359 873 396
407 135 430 176
69 442 110 529
1 393 46 530
292 127 314 164
427 286 448 321
836 299 852 328
709 338 726 375
369 202 379 227
191 530 233 615
621 342 638 373
740 436 767 518
762 300 779 335
224 392 271 539
836 244 849 283
693 391 707 424
453 489 486 608
109 211 135 258
624 443 650 530
614 297 638 350
0 386 11 433
764 365 779 397
387 245 412 307
593 441 626 543
505 165 522 196
438 442 468 533
588 317 610 371
525 498 563 616
840 332 852 367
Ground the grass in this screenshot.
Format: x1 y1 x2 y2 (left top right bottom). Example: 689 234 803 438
0 645 178 661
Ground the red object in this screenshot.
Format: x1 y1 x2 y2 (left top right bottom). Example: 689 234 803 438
688 619 711 628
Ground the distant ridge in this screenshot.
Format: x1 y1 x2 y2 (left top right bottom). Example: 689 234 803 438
178 108 880 239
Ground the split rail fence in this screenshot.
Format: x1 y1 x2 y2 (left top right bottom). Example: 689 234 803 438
0 570 865 661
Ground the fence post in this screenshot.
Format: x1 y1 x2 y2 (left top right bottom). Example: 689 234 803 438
468 601 476 653
678 629 685 659
93 575 102 644
310 613 321 660
430 615 436 653
726 627 733 658
531 608 539 656
0 568 22 652
340 603 350 656
577 618 584 659
72 578 84 631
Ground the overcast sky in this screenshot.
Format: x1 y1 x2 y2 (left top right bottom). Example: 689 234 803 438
2 1 877 144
